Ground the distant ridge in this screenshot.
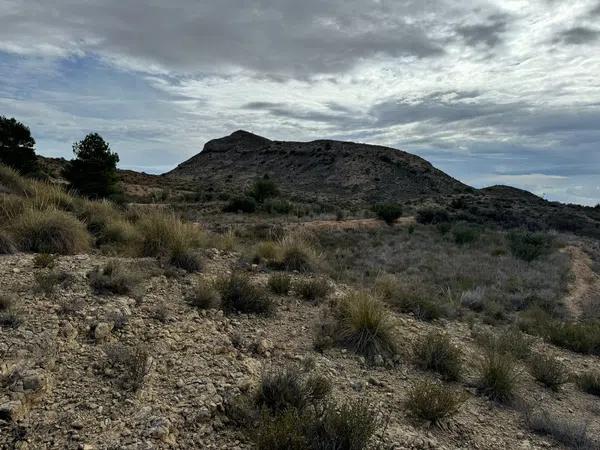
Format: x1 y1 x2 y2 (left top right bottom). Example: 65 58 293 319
167 130 470 204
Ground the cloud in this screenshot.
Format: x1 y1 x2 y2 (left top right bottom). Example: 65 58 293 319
456 15 509 48
554 26 600 45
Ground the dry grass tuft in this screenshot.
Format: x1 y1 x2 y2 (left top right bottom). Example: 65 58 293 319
413 332 462 381
406 380 466 424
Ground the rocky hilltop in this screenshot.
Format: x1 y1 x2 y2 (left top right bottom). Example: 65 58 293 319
167 130 470 204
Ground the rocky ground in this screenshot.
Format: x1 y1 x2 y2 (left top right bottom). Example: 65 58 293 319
1 251 599 450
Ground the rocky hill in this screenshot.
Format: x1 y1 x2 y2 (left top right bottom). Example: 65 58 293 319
167 130 470 205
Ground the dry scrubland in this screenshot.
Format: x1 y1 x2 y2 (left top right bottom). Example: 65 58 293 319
1 164 600 449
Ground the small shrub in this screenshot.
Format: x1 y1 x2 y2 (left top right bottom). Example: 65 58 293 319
525 409 597 450
248 177 279 203
268 273 292 295
255 368 330 413
254 241 279 262
105 343 150 391
478 351 518 403
136 211 204 258
33 253 57 268
187 281 220 309
307 400 379 450
452 224 479 245
529 353 568 391
12 208 91 254
475 327 532 360
216 272 274 316
373 203 402 225
169 247 202 272
223 196 257 213
88 260 142 296
406 380 466 424
97 218 139 247
295 277 332 302
381 280 446 321
254 409 308 450
0 294 21 329
34 270 75 295
277 235 320 272
416 207 450 225
413 332 462 381
0 232 16 254
336 291 396 360
576 371 600 397
546 321 600 355
508 232 551 262
263 198 293 215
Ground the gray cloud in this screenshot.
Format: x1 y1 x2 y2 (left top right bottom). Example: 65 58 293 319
0 0 449 78
554 26 600 45
456 15 509 47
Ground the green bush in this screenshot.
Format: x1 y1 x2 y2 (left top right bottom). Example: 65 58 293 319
223 196 257 213
406 380 466 424
263 198 293 215
478 351 518 403
295 277 332 302
373 203 402 225
452 224 479 245
416 207 450 225
12 208 91 254
88 260 142 297
413 332 462 381
508 232 551 262
63 133 120 199
268 273 292 295
216 272 274 316
248 177 279 203
576 371 600 397
529 353 568 391
169 247 202 272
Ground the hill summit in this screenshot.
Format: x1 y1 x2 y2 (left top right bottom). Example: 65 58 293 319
167 131 469 204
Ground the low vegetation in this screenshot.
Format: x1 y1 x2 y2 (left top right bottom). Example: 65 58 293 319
294 277 332 302
576 371 600 397
317 291 396 361
413 332 462 381
473 327 533 360
104 343 150 392
34 270 75 295
528 353 568 391
187 280 220 309
88 260 142 297
373 203 402 225
406 380 466 424
228 366 379 450
0 293 20 328
525 408 597 450
478 351 519 403
216 272 274 316
267 273 292 295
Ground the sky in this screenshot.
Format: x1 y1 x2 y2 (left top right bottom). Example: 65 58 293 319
0 0 599 205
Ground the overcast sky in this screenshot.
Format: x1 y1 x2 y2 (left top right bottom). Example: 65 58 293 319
1 0 599 205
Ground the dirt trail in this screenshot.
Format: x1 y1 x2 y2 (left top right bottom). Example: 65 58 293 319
295 216 415 231
562 245 600 319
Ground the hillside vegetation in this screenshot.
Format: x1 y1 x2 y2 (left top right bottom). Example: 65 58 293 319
2 163 600 449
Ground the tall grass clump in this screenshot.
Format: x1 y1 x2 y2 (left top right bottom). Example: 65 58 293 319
576 371 600 397
216 272 274 316
11 207 91 254
136 211 204 258
268 273 292 295
478 351 519 403
528 353 568 391
474 327 533 360
413 332 462 381
546 321 600 355
334 291 396 360
294 277 332 302
525 409 597 450
406 380 466 424
187 280 220 309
